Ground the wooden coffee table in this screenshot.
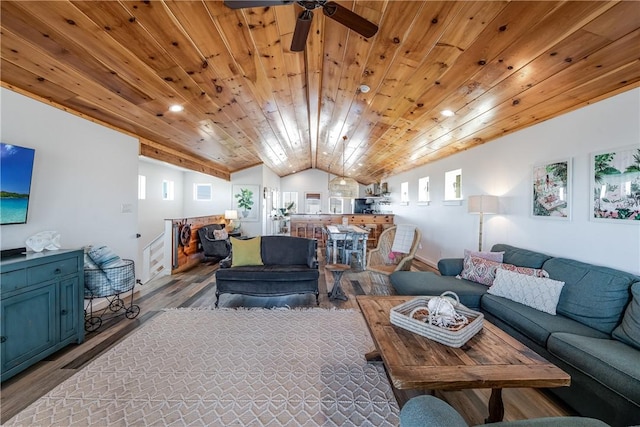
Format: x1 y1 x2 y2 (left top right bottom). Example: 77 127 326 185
356 296 570 423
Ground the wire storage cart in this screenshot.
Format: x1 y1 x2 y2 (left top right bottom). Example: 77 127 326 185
84 259 140 331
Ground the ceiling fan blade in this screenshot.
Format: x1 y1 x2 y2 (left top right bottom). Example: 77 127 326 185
291 9 313 52
223 0 294 10
322 1 378 38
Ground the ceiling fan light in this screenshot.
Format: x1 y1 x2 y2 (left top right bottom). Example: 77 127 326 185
322 1 378 38
291 9 313 52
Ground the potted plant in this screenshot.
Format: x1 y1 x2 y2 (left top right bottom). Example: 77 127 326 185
235 188 254 218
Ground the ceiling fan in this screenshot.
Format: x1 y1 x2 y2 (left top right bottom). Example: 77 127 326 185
223 1 379 51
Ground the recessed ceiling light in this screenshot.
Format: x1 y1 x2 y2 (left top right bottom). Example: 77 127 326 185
169 104 184 112
359 84 370 93
441 109 454 117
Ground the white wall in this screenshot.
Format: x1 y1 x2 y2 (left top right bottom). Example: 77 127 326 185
182 170 232 218
280 169 366 214
137 158 233 264
1 88 139 263
387 88 640 275
230 165 265 237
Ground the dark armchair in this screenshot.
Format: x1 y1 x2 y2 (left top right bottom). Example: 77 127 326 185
197 223 231 263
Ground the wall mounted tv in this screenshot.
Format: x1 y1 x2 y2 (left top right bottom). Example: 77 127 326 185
1 142 36 225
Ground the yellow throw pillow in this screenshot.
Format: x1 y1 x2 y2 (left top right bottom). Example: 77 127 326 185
231 236 263 267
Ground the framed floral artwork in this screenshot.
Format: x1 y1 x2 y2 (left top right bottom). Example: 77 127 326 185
532 159 571 219
591 146 640 222
232 184 260 222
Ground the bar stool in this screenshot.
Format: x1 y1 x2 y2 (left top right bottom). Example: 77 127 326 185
294 223 307 238
311 223 324 247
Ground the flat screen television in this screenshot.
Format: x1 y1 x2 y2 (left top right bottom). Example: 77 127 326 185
1 142 36 225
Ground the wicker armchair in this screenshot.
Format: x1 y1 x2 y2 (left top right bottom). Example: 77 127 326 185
366 226 422 274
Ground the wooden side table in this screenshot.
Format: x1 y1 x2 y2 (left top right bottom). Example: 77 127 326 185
325 263 350 301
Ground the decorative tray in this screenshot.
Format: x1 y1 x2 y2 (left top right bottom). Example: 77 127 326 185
390 296 484 348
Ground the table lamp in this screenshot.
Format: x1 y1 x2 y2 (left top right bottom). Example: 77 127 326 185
225 209 239 232
468 195 499 251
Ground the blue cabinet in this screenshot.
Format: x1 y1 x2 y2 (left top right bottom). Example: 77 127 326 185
1 249 84 382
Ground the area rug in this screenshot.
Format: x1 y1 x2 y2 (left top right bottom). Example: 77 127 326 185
6 308 399 426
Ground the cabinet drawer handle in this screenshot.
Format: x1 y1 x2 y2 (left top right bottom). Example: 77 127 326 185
0 336 6 343
61 309 68 315
54 268 61 274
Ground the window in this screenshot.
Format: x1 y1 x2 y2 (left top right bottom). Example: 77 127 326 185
400 181 409 205
444 169 462 202
329 197 344 214
305 192 321 213
193 183 212 201
138 175 146 200
282 191 298 212
418 176 430 204
162 180 174 201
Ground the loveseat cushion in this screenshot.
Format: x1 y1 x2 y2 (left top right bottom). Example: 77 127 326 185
215 264 319 282
390 271 487 310
481 294 609 347
543 257 637 334
491 244 552 269
547 332 640 406
260 235 317 268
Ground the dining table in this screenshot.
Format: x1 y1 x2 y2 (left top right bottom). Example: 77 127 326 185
325 224 369 266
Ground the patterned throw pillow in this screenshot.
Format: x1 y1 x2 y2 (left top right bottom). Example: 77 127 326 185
213 229 229 240
459 256 503 286
464 249 504 263
488 269 565 315
459 256 549 286
498 263 549 278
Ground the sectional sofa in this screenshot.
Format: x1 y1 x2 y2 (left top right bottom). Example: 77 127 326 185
390 244 640 427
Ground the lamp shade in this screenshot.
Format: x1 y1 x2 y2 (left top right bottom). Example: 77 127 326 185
328 176 359 198
224 209 238 220
468 195 499 214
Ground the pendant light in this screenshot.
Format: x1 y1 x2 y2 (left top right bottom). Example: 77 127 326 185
328 136 359 198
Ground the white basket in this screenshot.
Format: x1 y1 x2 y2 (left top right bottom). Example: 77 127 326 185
390 294 484 348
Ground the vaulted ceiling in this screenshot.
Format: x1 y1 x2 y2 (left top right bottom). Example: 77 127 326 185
2 1 639 184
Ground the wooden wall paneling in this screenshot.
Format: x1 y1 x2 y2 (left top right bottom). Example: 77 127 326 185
171 214 226 274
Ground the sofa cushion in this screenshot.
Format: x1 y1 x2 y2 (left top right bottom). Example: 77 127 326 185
390 271 487 310
491 244 552 269
488 269 565 315
230 236 264 267
481 294 609 347
612 281 640 350
260 235 317 268
544 257 637 334
547 332 640 406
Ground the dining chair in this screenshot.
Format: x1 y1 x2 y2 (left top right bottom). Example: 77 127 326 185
342 231 366 269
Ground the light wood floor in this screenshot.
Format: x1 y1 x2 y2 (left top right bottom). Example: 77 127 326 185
1 256 573 425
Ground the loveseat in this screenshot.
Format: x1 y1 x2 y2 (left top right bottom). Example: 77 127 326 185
215 235 319 307
390 244 640 427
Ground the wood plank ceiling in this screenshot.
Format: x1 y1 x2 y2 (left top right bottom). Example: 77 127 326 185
2 1 639 184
